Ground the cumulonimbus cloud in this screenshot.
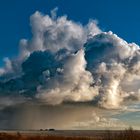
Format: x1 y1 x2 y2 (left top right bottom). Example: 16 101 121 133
0 10 140 109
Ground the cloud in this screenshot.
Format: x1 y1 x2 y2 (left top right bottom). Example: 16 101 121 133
84 32 140 108
0 10 140 111
0 104 127 130
71 111 127 129
36 49 98 105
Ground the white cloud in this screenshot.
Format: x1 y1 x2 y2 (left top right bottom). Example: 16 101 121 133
0 10 140 110
36 50 98 104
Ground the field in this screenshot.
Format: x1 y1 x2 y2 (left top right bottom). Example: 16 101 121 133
0 128 140 140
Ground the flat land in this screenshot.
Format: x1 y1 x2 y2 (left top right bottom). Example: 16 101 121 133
0 130 140 140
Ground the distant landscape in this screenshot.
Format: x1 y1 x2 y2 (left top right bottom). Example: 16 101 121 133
0 127 140 140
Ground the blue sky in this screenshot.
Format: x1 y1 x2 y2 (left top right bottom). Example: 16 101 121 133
0 0 140 66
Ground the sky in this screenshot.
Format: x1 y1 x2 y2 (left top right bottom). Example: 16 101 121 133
0 0 140 130
1 0 140 66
